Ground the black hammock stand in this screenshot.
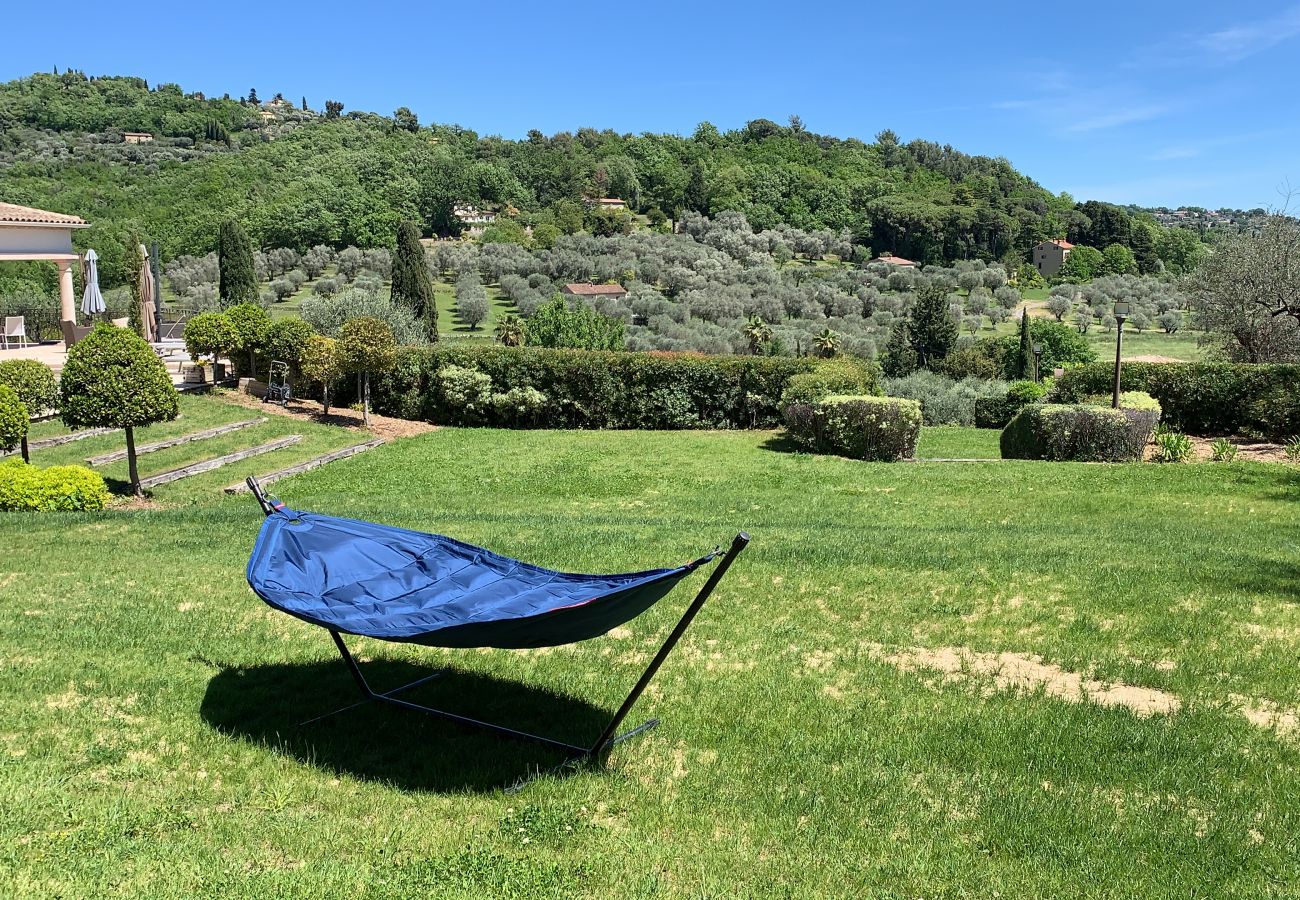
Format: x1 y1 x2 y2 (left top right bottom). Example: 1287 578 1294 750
243 477 749 762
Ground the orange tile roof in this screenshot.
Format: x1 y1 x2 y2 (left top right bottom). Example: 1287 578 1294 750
0 202 89 227
562 283 627 295
875 254 915 266
1043 239 1074 249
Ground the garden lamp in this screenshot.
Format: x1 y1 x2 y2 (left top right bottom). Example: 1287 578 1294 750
1031 342 1044 383
1111 302 1130 408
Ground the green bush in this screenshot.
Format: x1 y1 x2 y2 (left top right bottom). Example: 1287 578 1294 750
1001 393 1162 462
0 359 59 416
779 358 883 409
0 459 111 511
369 346 830 430
940 345 1001 380
1052 362 1300 438
437 365 493 422
225 303 272 377
261 318 317 372
184 311 236 365
490 386 549 427
0 385 27 453
973 379 1049 429
1152 429 1194 463
784 395 922 461
884 371 1007 426
1210 438 1237 462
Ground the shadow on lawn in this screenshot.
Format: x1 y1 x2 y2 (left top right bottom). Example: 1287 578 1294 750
200 659 615 793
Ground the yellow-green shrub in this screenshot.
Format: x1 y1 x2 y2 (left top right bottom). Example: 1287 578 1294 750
0 459 111 511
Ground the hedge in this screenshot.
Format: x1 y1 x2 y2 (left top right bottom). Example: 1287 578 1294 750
1001 393 1161 462
369 346 880 430
785 395 922 461
1052 362 1300 438
0 459 111 511
973 380 1049 429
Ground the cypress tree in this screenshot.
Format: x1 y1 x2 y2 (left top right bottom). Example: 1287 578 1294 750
1015 310 1033 378
218 220 258 306
908 285 958 370
390 220 437 339
879 320 917 377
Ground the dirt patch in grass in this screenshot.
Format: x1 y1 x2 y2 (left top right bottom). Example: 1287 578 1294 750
217 388 436 442
866 643 1181 718
1182 436 1292 464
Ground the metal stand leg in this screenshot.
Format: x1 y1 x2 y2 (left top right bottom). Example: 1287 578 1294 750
313 532 751 762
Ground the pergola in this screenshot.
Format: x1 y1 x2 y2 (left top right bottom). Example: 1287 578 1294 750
0 201 90 324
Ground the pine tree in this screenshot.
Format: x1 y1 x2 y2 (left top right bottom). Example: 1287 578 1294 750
1014 310 1033 379
217 220 258 306
909 285 958 370
390 221 437 339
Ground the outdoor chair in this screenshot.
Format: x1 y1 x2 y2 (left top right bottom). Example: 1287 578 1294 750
242 477 749 763
59 320 94 347
2 316 28 349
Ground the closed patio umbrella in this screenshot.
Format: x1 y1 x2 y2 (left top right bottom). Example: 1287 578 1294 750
138 244 158 342
81 248 106 318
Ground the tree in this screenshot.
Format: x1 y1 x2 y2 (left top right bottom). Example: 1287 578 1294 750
390 221 436 335
324 100 344 119
1013 311 1033 379
1190 214 1300 353
225 303 272 377
455 272 489 330
494 314 525 346
1101 243 1138 276
743 315 773 355
1058 245 1103 282
0 385 27 457
393 106 419 132
880 320 917 377
523 295 624 350
1046 295 1073 321
1130 223 1160 274
1158 310 1182 334
0 360 58 462
1157 228 1207 275
263 318 317 374
247 88 258 105
300 335 345 416
338 316 396 425
812 328 842 358
909 285 958 369
218 220 258 306
60 325 179 495
183 312 236 377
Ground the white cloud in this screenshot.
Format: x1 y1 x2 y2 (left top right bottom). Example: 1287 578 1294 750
1064 105 1169 134
1198 5 1300 62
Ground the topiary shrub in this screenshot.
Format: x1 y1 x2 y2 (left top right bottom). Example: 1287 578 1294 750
1001 393 1161 462
60 324 179 495
261 318 317 377
779 357 883 409
0 385 27 455
300 334 345 416
184 311 236 375
225 303 273 378
973 379 1049 429
338 316 397 425
0 459 111 511
784 395 922 461
0 359 59 440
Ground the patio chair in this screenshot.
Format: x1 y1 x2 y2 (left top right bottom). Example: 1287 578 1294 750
2 316 28 349
242 477 749 762
59 320 94 347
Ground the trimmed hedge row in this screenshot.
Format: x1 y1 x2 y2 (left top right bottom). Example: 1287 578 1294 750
370 346 881 430
1001 393 1162 462
785 395 922 461
0 459 111 512
1052 362 1300 438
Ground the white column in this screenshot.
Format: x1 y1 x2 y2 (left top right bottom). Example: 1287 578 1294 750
57 259 76 324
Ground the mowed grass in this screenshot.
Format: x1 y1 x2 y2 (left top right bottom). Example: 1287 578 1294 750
3 400 1300 897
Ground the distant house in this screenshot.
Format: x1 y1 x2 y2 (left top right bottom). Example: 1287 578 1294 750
123 132 154 144
585 197 628 211
1033 239 1074 277
562 283 628 301
454 204 496 225
873 254 916 267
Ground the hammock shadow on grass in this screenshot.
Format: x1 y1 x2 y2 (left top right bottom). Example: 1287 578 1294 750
199 659 616 793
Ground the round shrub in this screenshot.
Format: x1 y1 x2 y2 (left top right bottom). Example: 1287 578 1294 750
0 385 27 454
225 303 273 376
1001 393 1161 462
263 318 317 369
785 395 922 461
974 379 1050 429
184 311 236 363
436 364 493 422
0 359 59 417
780 358 882 409
61 326 179 430
0 459 111 511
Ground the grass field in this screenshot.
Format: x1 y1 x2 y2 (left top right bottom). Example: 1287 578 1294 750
3 395 1299 897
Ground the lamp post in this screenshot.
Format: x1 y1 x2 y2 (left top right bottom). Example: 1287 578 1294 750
1032 342 1044 383
1111 301 1130 408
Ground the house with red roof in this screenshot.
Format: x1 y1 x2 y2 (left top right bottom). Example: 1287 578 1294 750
1033 239 1074 277
561 282 627 300
873 254 916 268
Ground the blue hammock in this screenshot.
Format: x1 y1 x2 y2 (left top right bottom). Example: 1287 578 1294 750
242 478 749 761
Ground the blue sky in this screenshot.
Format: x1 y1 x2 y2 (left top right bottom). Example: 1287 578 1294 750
4 0 1298 209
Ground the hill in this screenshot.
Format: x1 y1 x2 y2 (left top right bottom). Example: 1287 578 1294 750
0 70 1195 288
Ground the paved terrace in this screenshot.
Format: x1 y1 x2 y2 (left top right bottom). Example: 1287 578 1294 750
0 340 195 388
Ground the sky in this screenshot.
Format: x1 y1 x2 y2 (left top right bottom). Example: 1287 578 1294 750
3 0 1298 210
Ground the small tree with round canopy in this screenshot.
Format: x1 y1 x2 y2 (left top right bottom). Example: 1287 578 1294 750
338 317 396 425
184 312 237 380
0 360 58 462
300 335 345 417
225 303 272 378
60 325 179 495
0 385 27 456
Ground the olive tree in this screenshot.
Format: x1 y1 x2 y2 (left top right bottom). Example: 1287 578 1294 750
455 271 489 330
0 359 58 461
338 317 396 425
60 325 179 495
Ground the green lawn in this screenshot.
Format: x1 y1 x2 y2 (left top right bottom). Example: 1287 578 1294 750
4 397 1299 897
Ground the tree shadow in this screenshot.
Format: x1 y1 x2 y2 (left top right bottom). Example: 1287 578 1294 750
759 433 806 455
199 658 615 793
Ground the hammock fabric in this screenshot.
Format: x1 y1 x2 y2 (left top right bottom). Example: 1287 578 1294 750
247 505 716 649
241 478 749 762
